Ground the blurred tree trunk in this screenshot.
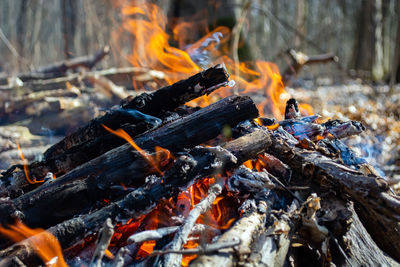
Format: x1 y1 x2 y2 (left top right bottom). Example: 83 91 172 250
390 0 400 86
352 0 375 73
373 0 384 80
294 0 305 49
61 0 77 59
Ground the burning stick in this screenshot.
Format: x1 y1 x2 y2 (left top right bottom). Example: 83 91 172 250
162 183 223 267
90 218 114 267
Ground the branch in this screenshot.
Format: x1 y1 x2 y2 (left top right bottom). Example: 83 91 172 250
162 183 223 267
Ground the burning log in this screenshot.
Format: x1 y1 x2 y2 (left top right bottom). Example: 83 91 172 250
43 64 229 159
0 66 232 196
90 218 114 267
0 128 273 265
0 95 258 227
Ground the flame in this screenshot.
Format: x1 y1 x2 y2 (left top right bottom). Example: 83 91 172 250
102 124 165 175
120 2 200 85
107 177 238 265
0 221 67 267
117 1 302 118
16 143 44 184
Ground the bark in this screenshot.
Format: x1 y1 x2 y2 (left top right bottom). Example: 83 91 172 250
0 129 272 264
0 95 257 199
0 96 258 228
43 64 229 159
263 128 400 262
190 211 266 267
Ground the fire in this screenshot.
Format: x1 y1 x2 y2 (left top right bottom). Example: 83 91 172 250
117 1 310 119
0 221 67 267
105 177 239 265
101 124 167 175
120 2 200 85
16 143 44 184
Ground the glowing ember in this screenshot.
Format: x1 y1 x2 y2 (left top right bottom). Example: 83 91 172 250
0 221 67 267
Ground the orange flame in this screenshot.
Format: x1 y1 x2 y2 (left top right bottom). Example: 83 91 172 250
120 2 200 85
16 143 44 184
117 1 304 118
102 124 164 175
0 221 67 267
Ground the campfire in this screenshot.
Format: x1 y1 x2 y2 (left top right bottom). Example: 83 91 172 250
0 1 400 267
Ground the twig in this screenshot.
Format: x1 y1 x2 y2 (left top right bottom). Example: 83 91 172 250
268 173 304 202
128 226 179 244
151 237 241 256
90 218 114 267
128 224 220 244
162 183 223 267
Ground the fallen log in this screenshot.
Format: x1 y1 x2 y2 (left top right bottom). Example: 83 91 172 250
0 46 110 85
282 49 338 84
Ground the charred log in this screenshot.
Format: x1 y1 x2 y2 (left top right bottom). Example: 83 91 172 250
0 96 258 229
43 64 229 159
0 95 257 199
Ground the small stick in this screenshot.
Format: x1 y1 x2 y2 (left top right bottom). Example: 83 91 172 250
151 237 241 256
128 224 220 244
162 183 223 267
128 226 179 244
90 218 114 267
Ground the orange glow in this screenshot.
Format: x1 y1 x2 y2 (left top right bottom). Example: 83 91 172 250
267 123 280 130
120 2 200 85
137 240 156 259
16 143 44 184
117 1 300 118
243 160 254 169
0 221 67 267
299 103 314 116
104 249 115 259
182 240 199 266
102 124 164 175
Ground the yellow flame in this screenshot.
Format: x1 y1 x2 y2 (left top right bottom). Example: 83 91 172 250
101 124 164 175
16 143 44 184
0 221 67 267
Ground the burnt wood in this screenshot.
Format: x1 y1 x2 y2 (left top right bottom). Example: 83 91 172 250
43 64 229 159
0 129 273 265
0 96 259 229
262 128 400 262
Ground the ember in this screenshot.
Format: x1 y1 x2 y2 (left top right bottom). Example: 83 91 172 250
0 1 400 267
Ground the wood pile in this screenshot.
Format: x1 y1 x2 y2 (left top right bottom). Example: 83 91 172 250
0 64 399 267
